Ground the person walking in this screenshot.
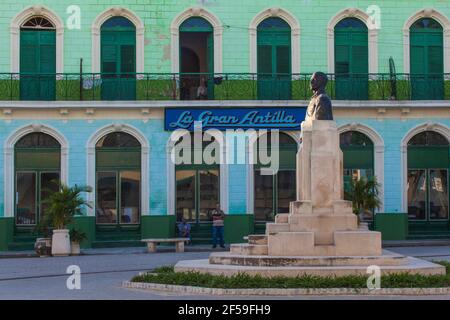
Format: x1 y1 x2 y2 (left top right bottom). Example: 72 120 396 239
211 203 225 249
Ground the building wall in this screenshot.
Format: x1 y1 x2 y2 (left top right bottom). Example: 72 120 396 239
1 108 449 219
0 0 449 73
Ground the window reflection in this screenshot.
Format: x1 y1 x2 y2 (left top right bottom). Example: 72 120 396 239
96 172 117 224
429 169 448 220
407 169 427 220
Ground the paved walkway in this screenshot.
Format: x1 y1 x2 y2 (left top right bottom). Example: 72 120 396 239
0 245 450 299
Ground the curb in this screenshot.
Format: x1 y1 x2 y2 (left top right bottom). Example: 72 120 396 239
122 281 450 296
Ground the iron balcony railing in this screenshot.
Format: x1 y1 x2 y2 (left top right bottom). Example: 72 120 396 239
1 72 449 101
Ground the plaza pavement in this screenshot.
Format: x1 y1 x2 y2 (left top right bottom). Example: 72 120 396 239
1 245 450 299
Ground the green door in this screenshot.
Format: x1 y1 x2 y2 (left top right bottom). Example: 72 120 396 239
410 18 444 100
335 18 368 100
101 17 136 100
407 132 449 237
20 29 56 100
96 133 141 236
340 131 375 220
257 18 292 100
14 133 61 227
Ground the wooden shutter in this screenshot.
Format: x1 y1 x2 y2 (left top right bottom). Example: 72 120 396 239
20 31 39 73
257 45 272 74
276 46 290 74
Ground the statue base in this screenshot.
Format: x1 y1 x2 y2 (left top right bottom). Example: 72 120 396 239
175 120 445 277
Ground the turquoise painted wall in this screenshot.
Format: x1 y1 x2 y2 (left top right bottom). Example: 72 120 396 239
1 116 449 218
0 0 448 73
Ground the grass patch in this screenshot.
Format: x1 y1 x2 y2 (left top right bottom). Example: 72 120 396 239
131 261 450 289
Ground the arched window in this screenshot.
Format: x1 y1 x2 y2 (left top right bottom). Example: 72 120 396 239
410 18 444 100
179 17 214 100
174 132 220 223
340 131 374 219
20 17 56 101
407 131 449 224
334 18 368 100
15 133 61 226
101 17 136 100
257 18 291 100
96 132 141 226
254 132 297 221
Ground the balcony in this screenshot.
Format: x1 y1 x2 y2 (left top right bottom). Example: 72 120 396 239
1 73 449 101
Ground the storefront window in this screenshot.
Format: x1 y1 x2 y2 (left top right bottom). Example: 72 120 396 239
15 133 61 226
407 131 449 222
340 131 374 220
254 132 297 221
175 133 220 223
96 132 141 225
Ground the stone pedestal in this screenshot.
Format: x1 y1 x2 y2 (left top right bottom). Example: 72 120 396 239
175 120 445 277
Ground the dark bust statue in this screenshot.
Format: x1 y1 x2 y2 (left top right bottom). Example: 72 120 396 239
305 72 333 121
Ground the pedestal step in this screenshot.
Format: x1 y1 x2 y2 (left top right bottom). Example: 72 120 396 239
177 257 446 277
248 235 268 245
209 251 408 267
275 214 289 223
230 243 268 255
266 223 290 234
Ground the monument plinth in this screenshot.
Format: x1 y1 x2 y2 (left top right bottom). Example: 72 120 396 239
175 73 445 277
265 119 381 257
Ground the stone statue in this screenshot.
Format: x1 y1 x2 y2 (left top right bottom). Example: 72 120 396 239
305 72 334 121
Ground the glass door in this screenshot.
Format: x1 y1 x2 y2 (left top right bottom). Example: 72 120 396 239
176 169 219 223
96 170 141 225
15 171 60 226
408 169 449 221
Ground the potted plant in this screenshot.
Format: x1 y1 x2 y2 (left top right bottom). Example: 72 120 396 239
69 228 87 255
33 222 53 257
344 176 381 228
42 183 92 257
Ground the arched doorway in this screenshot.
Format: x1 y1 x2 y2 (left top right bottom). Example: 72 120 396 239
340 131 375 220
174 132 220 243
257 17 291 100
95 132 141 235
410 18 444 100
407 131 449 236
179 17 214 100
174 132 220 222
20 16 56 101
334 17 368 100
101 16 136 100
253 132 297 223
15 133 61 226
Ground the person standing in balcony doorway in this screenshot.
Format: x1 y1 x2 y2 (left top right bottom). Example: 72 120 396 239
211 203 225 249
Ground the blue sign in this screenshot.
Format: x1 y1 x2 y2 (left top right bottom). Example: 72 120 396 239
165 107 306 131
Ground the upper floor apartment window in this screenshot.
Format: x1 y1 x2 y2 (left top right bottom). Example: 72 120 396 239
101 16 137 100
410 18 444 100
257 17 291 100
334 17 368 100
179 17 214 100
20 17 56 101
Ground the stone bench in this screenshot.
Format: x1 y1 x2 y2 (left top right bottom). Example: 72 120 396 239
141 238 190 253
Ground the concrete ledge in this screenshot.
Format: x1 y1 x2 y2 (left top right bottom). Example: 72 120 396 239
175 257 445 277
122 281 450 296
209 250 407 267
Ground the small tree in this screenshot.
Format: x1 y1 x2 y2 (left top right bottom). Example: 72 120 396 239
345 176 381 221
41 183 92 230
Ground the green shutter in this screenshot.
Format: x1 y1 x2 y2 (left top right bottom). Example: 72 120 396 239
100 27 136 100
410 21 444 99
20 30 56 100
257 45 272 74
257 23 291 99
334 22 368 100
